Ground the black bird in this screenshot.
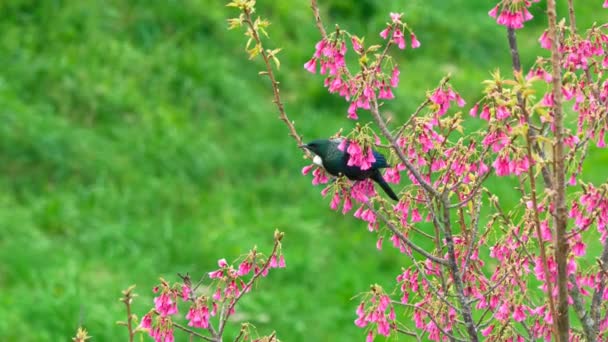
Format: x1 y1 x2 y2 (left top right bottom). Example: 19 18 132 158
301 138 399 201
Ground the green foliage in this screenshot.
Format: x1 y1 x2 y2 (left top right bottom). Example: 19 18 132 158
0 0 602 341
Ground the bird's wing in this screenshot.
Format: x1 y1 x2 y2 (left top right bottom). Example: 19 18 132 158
372 149 389 168
327 138 346 160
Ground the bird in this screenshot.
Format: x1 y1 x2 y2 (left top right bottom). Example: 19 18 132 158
300 138 399 201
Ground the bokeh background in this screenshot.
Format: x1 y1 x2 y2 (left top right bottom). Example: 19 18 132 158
0 0 605 341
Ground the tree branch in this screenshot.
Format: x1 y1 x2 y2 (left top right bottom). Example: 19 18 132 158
546 0 569 340
174 322 216 342
363 201 448 265
241 8 305 148
310 0 327 39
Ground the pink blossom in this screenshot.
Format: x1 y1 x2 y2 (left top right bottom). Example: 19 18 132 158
181 285 191 301
379 27 391 40
572 241 586 256
513 305 527 322
377 320 390 336
492 155 511 176
384 166 401 184
186 305 210 328
301 164 314 175
540 220 552 241
488 5 499 18
238 260 252 276
481 325 494 337
495 105 510 120
140 313 153 329
376 237 383 250
480 105 491 120
212 287 222 301
378 83 394 100
278 255 286 268
410 34 421 48
469 103 479 117
389 12 402 23
541 92 554 107
304 58 317 73
346 142 376 170
347 101 358 120
497 10 522 29
351 36 363 54
330 191 341 210
154 292 178 317
411 208 422 222
312 168 329 185
393 29 406 49
269 254 279 268
604 0 608 8
390 67 400 88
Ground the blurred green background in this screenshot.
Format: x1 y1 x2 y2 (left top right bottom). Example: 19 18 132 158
0 0 604 341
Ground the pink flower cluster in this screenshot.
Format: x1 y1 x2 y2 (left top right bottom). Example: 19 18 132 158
303 39 346 75
185 300 215 329
140 250 285 341
379 13 421 50
304 13 420 120
429 86 466 117
354 291 395 341
139 284 180 342
302 164 329 185
338 139 376 171
154 291 178 317
470 103 511 121
140 314 174 342
562 35 607 71
488 0 539 29
576 184 608 241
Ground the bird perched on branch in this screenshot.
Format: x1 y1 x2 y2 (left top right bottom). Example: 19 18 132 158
300 138 399 201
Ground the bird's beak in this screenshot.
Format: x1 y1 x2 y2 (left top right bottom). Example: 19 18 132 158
298 144 310 150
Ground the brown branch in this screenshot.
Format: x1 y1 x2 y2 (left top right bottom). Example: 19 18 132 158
119 285 137 342
395 327 423 341
567 0 576 34
310 0 327 39
441 203 478 341
547 0 569 340
522 90 559 338
569 274 597 340
590 243 608 336
233 324 247 342
241 8 305 149
395 302 467 342
460 192 482 278
363 201 448 265
173 322 215 342
370 98 442 198
507 28 521 72
507 27 554 189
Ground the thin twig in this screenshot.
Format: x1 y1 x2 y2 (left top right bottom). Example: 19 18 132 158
363 201 448 265
310 0 327 39
174 322 216 342
241 8 306 149
394 301 467 341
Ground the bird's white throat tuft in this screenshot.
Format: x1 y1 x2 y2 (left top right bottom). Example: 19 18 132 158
312 155 324 168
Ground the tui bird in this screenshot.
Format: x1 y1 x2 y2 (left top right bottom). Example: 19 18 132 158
300 138 399 201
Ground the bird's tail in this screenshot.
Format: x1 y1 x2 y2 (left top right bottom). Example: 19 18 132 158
371 170 399 201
